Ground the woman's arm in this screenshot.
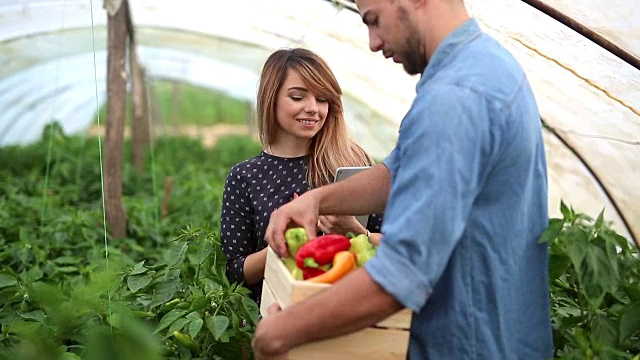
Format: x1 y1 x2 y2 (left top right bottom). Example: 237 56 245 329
242 247 267 286
220 169 260 286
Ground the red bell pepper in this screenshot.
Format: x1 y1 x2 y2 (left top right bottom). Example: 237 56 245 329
295 234 351 269
302 267 326 280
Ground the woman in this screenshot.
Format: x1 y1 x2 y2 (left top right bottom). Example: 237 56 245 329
220 48 382 303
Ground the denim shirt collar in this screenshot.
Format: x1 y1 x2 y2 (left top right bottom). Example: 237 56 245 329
417 18 482 91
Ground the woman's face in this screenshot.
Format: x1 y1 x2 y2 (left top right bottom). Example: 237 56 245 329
274 68 329 142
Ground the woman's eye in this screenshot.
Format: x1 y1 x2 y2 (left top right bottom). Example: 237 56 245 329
290 95 303 101
317 97 328 103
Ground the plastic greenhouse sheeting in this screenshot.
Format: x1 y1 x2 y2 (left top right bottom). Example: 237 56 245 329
0 0 638 245
535 0 640 61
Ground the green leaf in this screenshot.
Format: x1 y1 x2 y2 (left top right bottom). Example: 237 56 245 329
53 256 80 265
5 319 41 336
24 266 43 282
560 200 573 220
55 266 79 274
594 209 605 231
563 227 589 270
129 261 148 275
242 296 259 326
600 228 631 250
107 313 122 329
167 242 189 268
189 318 203 339
127 274 153 293
548 254 571 281
539 218 564 244
579 245 619 307
154 309 187 334
592 314 617 347
619 303 640 342
18 310 46 322
186 311 200 321
205 315 229 340
168 317 190 335
149 277 181 308
194 237 214 265
0 273 17 288
623 283 640 302
189 294 209 312
203 278 222 295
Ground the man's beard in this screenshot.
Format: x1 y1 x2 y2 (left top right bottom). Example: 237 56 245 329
397 6 426 75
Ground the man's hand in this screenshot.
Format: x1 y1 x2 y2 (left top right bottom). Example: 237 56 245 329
252 304 289 360
265 190 321 257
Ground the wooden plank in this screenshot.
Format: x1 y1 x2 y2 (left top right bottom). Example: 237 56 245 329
288 327 410 360
375 308 413 330
264 245 295 308
260 281 277 318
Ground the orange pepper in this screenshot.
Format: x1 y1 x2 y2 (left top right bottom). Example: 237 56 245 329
306 251 356 284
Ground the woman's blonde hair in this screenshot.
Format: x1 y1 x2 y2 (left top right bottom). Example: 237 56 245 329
256 48 374 188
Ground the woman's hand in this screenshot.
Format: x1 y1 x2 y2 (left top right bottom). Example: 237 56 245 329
317 215 366 236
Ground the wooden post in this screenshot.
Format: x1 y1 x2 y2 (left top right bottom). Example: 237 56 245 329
125 2 149 175
150 84 164 136
161 176 174 220
104 0 128 238
129 44 150 175
172 81 180 132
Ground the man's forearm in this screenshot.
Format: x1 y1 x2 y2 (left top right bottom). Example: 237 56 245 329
317 163 391 216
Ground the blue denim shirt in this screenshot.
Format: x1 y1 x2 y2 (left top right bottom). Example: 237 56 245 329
365 19 553 359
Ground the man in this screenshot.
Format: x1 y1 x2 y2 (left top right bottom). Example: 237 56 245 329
252 0 554 358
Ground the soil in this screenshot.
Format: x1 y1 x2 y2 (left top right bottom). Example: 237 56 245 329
87 123 256 148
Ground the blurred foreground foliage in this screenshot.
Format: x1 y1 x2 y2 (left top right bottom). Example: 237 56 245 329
0 123 262 359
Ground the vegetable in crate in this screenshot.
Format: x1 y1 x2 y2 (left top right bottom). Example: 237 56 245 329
307 251 356 283
349 234 378 266
284 227 308 257
281 256 304 280
302 266 326 280
280 227 309 280
295 234 351 269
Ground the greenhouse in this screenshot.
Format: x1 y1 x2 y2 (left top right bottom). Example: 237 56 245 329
0 0 638 359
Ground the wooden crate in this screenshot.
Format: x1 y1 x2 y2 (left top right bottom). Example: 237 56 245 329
260 246 412 360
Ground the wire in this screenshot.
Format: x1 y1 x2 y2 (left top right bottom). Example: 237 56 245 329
519 0 640 72
89 0 112 330
146 76 161 231
40 0 68 226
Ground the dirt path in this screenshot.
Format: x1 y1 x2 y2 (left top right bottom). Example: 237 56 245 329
88 123 256 147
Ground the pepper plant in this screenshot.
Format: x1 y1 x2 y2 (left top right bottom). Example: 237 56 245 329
123 225 258 359
540 201 640 359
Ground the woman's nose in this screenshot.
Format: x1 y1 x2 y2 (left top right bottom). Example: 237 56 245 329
304 98 319 114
